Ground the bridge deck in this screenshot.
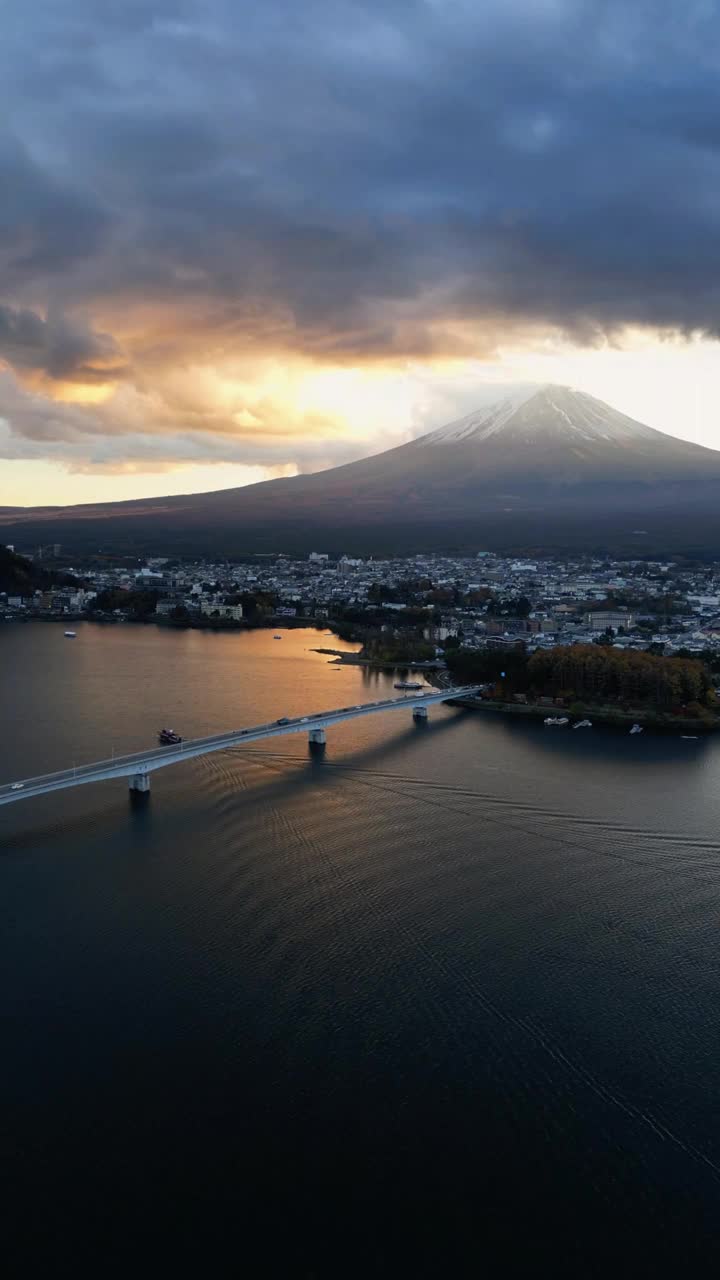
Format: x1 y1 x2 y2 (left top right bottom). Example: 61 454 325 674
0 686 477 806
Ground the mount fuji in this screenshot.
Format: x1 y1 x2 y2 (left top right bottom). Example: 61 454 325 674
4 385 720 556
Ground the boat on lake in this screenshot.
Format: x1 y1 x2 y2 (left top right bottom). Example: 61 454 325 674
395 681 423 690
573 719 592 729
629 723 643 735
64 630 77 638
544 716 569 726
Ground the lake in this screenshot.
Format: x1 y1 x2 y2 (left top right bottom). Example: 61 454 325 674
2 622 720 1273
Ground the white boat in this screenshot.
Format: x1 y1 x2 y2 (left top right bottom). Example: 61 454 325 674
629 723 643 735
544 716 569 726
64 630 77 638
395 681 423 690
681 735 698 740
573 719 592 729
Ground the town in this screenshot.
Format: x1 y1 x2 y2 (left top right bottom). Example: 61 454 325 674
4 543 720 665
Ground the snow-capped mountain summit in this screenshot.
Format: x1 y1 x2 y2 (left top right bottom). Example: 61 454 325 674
417 387 538 445
416 385 660 448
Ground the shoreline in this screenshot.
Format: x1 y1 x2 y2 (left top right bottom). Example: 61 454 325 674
3 613 335 633
446 696 718 734
310 647 443 671
423 669 718 732
7 616 716 733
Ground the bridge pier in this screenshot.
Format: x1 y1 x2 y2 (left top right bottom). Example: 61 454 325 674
129 771 151 794
413 706 429 721
308 728 327 745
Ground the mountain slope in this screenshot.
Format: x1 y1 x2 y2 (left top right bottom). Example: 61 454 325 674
4 385 720 556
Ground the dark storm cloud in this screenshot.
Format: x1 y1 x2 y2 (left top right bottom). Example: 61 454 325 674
0 303 126 382
2 0 720 394
0 138 111 287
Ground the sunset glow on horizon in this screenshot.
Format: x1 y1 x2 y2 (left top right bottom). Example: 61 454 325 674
4 328 720 507
2 2 720 507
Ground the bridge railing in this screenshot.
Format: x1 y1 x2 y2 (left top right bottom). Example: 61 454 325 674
2 726 285 788
1 741 189 789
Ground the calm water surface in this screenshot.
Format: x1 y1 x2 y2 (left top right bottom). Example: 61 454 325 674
3 622 720 1273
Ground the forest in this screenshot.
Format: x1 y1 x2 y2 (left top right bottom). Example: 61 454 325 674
446 643 715 713
526 645 712 711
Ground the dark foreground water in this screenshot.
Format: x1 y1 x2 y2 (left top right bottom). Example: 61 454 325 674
3 623 720 1273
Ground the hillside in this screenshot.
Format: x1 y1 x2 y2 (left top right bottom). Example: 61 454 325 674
0 545 77 595
4 386 720 557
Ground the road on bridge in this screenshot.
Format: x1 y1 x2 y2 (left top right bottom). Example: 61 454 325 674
0 686 479 807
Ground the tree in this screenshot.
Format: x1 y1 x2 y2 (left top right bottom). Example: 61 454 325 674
88 588 160 618
445 646 529 693
593 628 615 646
491 596 531 618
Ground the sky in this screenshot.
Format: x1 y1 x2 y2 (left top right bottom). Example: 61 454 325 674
2 0 720 507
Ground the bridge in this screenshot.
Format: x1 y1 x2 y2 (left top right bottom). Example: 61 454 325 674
0 686 478 807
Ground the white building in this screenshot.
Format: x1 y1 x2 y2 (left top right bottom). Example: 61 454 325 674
200 602 244 621
69 590 97 609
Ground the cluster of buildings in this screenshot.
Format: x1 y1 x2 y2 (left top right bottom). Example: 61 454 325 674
4 547 720 658
2 586 98 615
